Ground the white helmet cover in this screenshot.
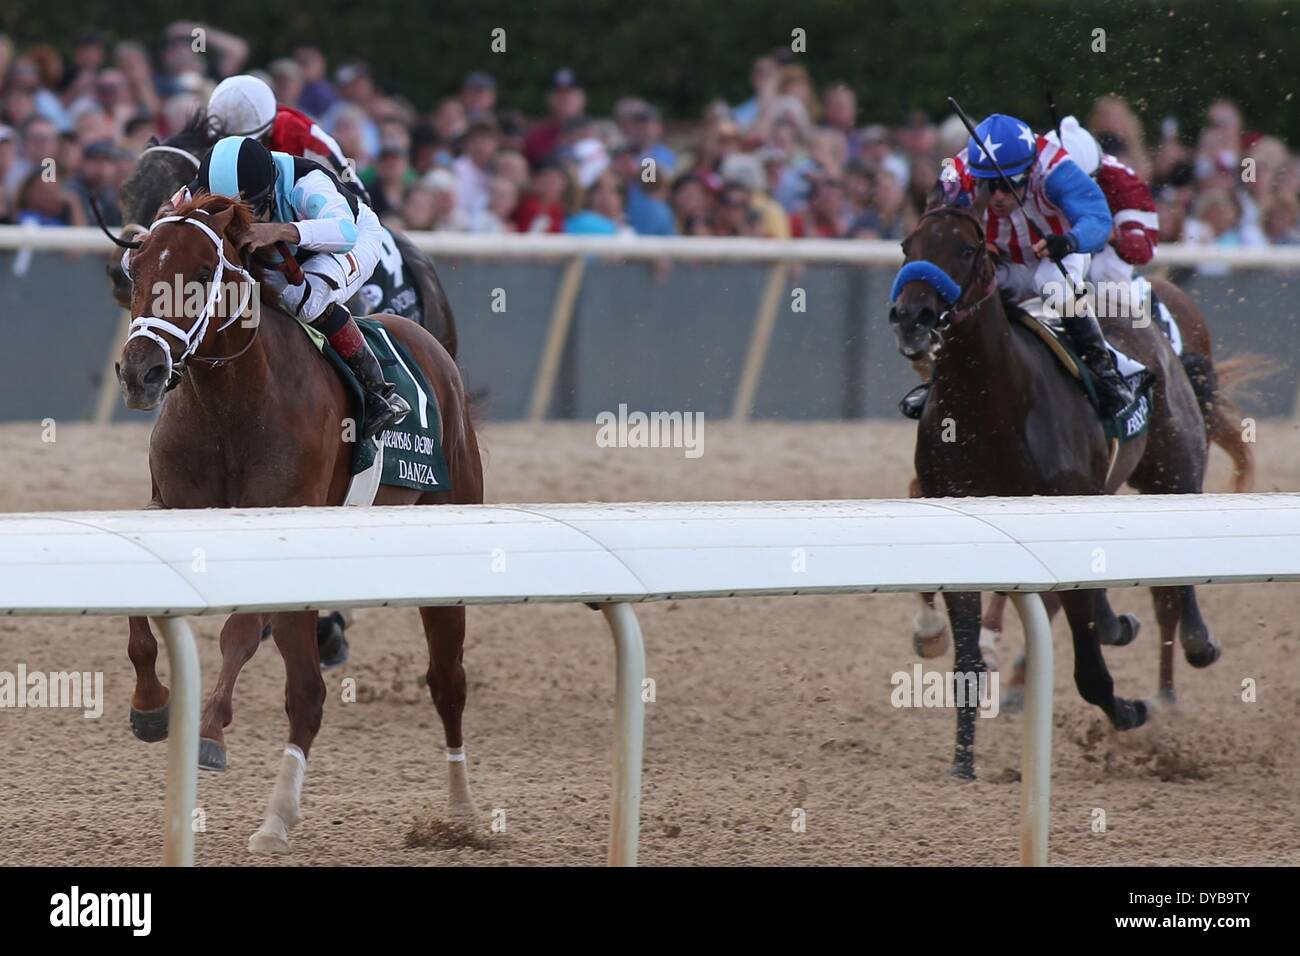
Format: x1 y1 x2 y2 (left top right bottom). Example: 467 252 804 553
1054 114 1101 176
207 75 277 138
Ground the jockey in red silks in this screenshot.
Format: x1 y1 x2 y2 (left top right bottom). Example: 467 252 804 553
206 74 371 203
938 113 1136 415
1047 116 1181 353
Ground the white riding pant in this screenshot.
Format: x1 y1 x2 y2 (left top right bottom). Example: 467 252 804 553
997 251 1145 378
262 204 385 324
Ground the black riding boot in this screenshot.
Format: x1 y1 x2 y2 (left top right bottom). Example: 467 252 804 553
315 303 411 439
349 339 411 439
1061 312 1133 417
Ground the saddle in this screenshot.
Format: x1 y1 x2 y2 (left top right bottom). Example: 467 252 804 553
900 300 1154 449
1006 300 1154 446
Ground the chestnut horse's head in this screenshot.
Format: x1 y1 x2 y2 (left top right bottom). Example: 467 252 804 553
115 193 255 409
888 205 992 361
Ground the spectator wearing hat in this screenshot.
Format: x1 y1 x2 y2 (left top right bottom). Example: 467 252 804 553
454 115 499 219
624 102 677 178
612 144 675 236
461 72 496 119
513 160 570 233
524 68 585 166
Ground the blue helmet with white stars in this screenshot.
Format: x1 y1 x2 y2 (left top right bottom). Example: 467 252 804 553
966 113 1038 179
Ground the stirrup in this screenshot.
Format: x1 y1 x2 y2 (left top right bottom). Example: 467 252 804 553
899 383 931 420
362 386 410 440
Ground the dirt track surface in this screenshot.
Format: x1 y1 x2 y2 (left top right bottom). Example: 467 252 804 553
1 419 1298 866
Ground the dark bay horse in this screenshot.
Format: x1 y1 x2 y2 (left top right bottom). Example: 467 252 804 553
890 205 1217 779
115 192 483 852
107 112 459 360
909 275 1258 702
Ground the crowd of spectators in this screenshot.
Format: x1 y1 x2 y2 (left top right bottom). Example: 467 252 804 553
2 29 1298 249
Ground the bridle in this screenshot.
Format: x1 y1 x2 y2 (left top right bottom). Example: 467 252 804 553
125 210 258 391
139 143 201 169
901 205 1000 331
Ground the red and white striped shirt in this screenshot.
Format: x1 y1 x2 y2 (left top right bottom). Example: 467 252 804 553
947 135 1073 265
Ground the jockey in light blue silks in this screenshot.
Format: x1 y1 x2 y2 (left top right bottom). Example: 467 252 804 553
940 113 1137 415
172 134 409 438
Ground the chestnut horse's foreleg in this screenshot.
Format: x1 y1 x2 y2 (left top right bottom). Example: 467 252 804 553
1060 591 1149 731
1150 586 1178 704
249 610 325 855
128 615 171 742
942 591 984 780
196 612 266 771
419 605 479 823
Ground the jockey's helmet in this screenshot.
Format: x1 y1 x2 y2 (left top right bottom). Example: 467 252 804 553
197 135 278 216
1051 115 1101 177
208 74 277 139
966 113 1038 180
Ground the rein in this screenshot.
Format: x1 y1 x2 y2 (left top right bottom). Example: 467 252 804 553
126 210 258 390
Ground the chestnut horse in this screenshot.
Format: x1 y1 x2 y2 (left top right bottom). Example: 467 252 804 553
115 193 483 852
909 276 1258 703
890 205 1217 779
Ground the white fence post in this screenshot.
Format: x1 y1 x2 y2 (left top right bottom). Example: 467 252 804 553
154 616 200 867
600 602 646 866
1011 593 1053 866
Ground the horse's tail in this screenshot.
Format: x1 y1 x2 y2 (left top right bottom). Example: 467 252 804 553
1185 351 1282 493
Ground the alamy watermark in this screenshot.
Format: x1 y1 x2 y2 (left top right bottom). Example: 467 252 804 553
595 404 704 459
890 663 999 719
0 665 104 719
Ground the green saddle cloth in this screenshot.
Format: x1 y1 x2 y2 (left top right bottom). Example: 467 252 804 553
297 317 452 493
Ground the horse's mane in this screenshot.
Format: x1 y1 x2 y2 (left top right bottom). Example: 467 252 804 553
162 108 221 154
171 192 258 239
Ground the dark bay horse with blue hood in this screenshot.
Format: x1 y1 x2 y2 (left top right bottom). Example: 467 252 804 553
889 203 1217 780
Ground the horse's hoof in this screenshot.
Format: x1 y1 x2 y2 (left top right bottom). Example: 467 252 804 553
248 820 292 855
912 609 950 659
198 737 228 772
259 621 273 642
1184 639 1221 669
317 612 350 670
1158 686 1177 705
1112 697 1150 731
1104 613 1141 647
1000 685 1025 714
129 703 170 743
949 750 976 780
